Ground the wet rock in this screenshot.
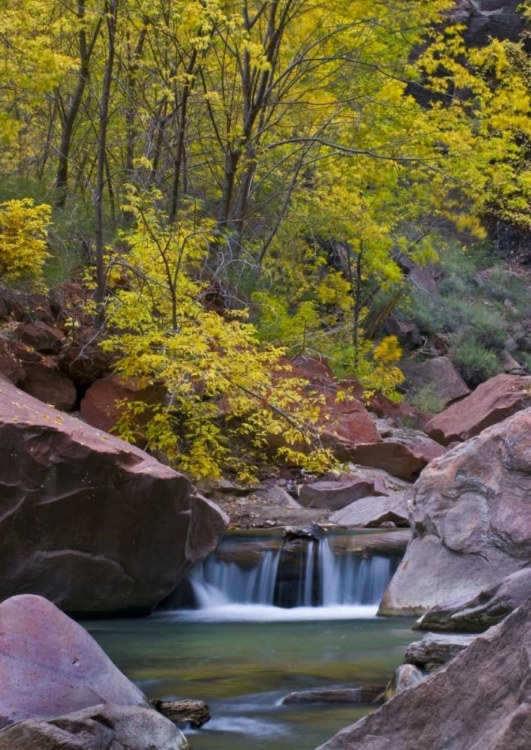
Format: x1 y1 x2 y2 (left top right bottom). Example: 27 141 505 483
415 568 531 633
384 664 423 700
426 373 531 446
283 524 326 540
317 596 531 750
379 409 531 617
0 595 148 729
151 699 210 729
404 633 476 672
329 494 410 528
0 704 189 750
329 530 410 558
0 379 227 615
405 356 470 407
283 686 384 705
299 476 390 511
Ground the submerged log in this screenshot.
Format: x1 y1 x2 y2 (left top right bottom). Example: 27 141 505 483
151 699 210 729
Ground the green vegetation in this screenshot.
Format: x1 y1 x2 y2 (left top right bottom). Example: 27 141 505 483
0 1 530 476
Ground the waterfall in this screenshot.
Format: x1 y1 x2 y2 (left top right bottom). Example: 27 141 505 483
190 548 282 607
186 537 394 614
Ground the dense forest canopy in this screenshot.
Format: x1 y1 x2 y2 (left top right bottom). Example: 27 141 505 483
1 0 531 477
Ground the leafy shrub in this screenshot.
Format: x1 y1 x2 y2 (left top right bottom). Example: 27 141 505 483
0 198 51 288
450 338 501 387
409 382 445 415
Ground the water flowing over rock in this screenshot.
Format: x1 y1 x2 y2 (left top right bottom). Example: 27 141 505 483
379 409 531 616
426 373 531 446
187 535 396 610
415 568 531 633
317 597 531 750
0 378 228 615
0 704 189 750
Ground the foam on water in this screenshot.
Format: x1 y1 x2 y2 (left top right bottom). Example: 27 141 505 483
170 603 379 622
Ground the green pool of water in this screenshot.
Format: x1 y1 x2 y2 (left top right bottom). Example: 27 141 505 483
86 613 415 749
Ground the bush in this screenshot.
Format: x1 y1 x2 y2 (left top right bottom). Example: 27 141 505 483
450 338 501 387
0 198 51 288
409 382 445 415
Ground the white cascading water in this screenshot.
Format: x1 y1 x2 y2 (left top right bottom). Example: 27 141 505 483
182 538 394 622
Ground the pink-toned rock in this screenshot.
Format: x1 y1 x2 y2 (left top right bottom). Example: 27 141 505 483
329 494 410 528
426 373 531 445
347 432 445 480
406 356 470 407
21 359 77 411
80 374 165 436
0 595 148 728
0 340 25 385
299 475 390 511
0 704 189 750
318 597 531 750
379 408 531 617
0 378 228 615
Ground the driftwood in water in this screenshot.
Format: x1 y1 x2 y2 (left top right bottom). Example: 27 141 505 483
151 699 211 728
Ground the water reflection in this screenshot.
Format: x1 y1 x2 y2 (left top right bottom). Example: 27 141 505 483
86 614 415 750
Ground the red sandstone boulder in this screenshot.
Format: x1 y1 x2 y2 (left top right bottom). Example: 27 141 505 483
80 374 165 436
346 431 445 480
20 359 77 411
317 597 531 750
0 378 228 615
287 356 381 454
15 322 65 355
426 373 531 445
379 409 531 617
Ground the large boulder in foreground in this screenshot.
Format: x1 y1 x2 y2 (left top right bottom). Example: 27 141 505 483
0 379 228 615
379 409 531 616
0 704 189 750
415 568 531 633
317 597 531 750
0 595 147 727
426 373 531 446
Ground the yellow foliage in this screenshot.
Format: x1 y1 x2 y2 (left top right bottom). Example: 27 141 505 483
101 196 335 479
0 199 51 288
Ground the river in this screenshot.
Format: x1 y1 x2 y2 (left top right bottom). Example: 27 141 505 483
86 532 415 749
